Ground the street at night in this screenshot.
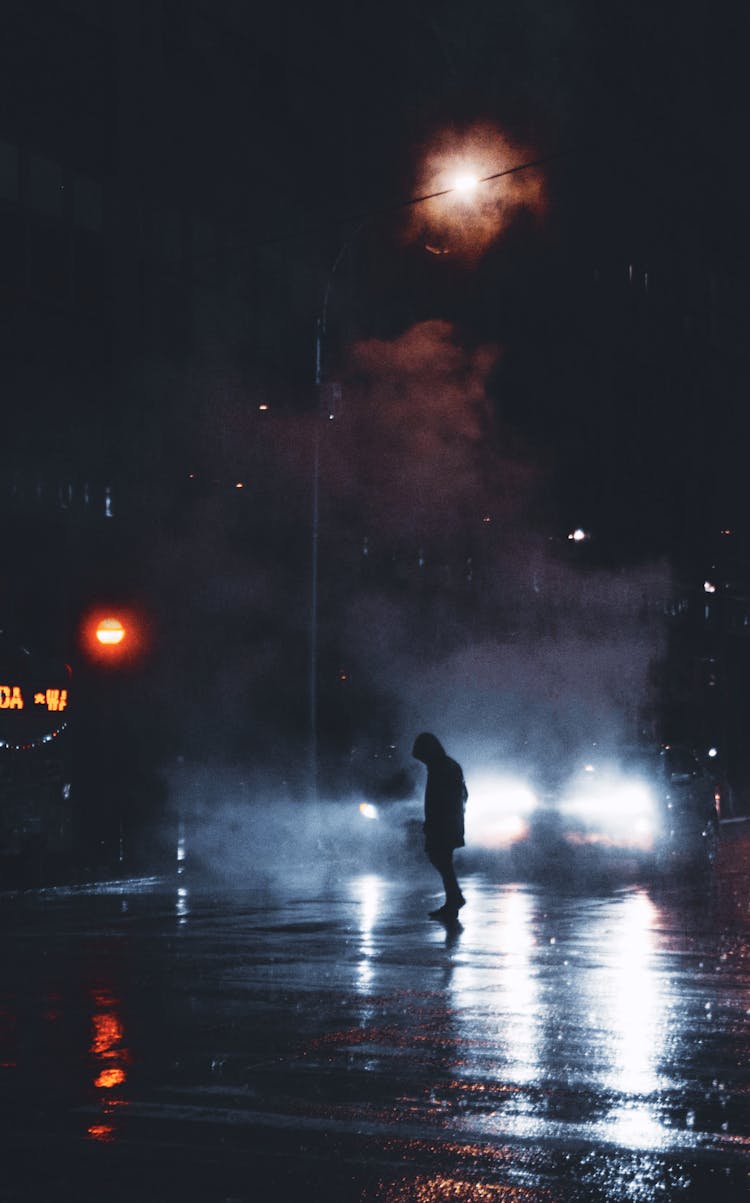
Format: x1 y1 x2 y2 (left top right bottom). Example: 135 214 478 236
4 4 750 1201
2 821 749 1203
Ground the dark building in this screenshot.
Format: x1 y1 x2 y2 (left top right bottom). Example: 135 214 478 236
0 1 276 638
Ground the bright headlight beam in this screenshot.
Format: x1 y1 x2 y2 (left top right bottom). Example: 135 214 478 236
561 778 657 823
464 774 538 849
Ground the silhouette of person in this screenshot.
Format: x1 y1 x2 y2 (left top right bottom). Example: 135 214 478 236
412 733 467 921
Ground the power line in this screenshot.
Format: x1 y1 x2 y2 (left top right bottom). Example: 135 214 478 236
402 149 566 209
225 148 571 260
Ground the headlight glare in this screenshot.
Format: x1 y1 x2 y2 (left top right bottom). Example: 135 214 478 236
464 774 537 849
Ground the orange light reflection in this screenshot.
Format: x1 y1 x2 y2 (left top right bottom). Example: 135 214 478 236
87 991 130 1143
95 1067 126 1089
87 1124 115 1143
363 1174 540 1201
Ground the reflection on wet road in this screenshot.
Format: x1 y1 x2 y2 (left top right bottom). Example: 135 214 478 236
2 843 750 1201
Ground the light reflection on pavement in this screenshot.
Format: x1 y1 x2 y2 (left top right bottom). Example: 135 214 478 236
2 840 750 1202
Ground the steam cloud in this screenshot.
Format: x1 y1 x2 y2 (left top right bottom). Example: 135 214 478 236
154 317 670 880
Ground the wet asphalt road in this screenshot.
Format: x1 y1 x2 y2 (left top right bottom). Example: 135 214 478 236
2 828 750 1202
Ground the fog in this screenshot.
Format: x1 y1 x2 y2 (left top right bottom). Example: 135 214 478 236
151 313 671 882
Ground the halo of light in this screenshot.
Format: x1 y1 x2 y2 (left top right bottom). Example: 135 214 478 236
80 608 147 664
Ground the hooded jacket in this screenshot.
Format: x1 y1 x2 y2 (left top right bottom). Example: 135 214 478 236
412 733 467 850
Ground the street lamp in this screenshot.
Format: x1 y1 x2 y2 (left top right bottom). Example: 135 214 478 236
306 146 539 797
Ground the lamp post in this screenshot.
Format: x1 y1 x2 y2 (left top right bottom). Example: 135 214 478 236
309 230 364 801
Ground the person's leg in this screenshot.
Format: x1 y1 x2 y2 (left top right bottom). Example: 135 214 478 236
428 846 465 911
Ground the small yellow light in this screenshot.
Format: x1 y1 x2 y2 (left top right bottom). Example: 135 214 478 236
96 619 125 646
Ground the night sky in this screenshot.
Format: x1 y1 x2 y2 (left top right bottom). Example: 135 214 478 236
224 0 749 566
4 0 750 794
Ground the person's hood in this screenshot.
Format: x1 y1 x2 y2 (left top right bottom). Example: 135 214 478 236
412 732 446 765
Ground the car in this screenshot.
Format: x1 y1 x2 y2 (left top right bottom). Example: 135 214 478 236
462 743 721 877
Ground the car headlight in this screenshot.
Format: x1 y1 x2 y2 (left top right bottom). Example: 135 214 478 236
464 774 537 849
562 779 655 818
560 775 659 847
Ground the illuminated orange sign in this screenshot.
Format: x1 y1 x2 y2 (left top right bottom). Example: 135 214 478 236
0 686 68 712
80 608 147 665
96 619 125 645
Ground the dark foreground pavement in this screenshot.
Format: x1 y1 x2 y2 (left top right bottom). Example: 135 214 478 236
2 827 750 1202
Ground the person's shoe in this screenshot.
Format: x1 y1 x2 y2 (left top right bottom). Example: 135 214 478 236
428 904 450 919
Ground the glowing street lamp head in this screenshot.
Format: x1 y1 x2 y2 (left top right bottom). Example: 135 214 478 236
96 618 125 646
452 172 479 195
409 122 546 261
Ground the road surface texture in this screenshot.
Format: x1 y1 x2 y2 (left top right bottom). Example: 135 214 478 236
2 827 749 1202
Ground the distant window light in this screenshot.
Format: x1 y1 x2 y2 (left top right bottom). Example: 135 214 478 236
104 486 114 518
0 139 20 202
28 153 64 218
73 174 103 232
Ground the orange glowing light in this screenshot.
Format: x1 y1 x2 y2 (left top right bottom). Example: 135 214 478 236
82 608 146 664
410 122 547 261
0 685 24 709
96 619 125 645
87 1123 115 1143
91 1011 124 1055
95 1067 126 1089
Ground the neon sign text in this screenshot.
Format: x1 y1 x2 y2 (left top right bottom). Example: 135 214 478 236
0 686 69 712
